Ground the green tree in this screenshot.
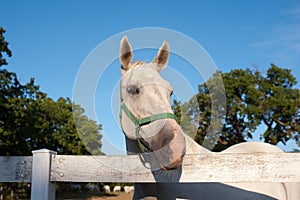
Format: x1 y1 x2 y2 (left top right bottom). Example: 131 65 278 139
259 64 300 145
216 69 263 150
0 27 103 156
0 26 103 199
179 66 299 151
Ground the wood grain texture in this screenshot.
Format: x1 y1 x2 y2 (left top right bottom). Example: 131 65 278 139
51 153 300 183
1 153 299 183
0 156 32 182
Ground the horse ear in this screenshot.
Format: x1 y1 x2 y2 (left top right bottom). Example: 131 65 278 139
152 41 170 71
120 36 132 73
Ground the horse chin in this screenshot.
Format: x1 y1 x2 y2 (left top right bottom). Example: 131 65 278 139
149 119 186 171
153 142 186 171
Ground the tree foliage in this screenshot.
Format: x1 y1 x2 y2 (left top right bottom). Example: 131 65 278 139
0 27 103 156
172 99 197 139
0 27 12 66
174 65 300 152
260 65 299 145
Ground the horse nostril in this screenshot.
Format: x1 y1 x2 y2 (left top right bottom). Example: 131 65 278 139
126 84 140 95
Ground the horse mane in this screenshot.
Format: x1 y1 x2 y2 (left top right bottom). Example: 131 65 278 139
132 60 146 68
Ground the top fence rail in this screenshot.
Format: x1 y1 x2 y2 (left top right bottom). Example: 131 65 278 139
1 151 300 183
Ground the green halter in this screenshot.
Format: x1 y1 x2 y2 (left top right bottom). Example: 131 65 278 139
119 83 178 153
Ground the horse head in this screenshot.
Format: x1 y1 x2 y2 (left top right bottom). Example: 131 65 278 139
119 36 186 170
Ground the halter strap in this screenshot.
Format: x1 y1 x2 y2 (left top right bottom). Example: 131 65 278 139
119 82 177 152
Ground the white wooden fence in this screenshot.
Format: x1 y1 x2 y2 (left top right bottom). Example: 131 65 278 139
1 149 300 199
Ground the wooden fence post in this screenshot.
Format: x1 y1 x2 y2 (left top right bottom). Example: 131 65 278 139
30 149 56 200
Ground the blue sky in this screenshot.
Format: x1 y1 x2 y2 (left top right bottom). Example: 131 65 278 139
1 1 300 154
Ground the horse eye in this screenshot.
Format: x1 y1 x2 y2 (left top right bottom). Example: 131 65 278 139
126 85 140 95
170 90 173 96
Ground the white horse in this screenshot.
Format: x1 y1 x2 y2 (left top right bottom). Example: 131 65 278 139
119 36 300 200
113 185 121 193
103 185 110 194
124 186 135 194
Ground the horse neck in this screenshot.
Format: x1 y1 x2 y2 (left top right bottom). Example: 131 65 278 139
125 136 143 155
